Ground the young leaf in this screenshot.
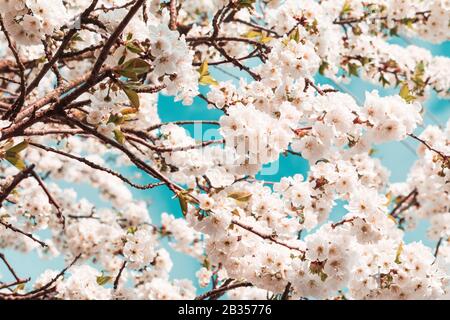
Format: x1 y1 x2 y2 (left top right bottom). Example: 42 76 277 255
4 140 28 170
228 191 252 203
198 60 218 86
242 30 262 39
107 114 124 125
238 0 256 9
117 58 150 79
341 1 352 15
6 140 29 154
120 107 138 115
122 87 140 109
199 60 209 77
71 33 83 42
118 55 126 66
412 61 425 89
114 129 125 144
96 275 112 286
399 83 409 98
348 63 359 77
319 61 329 75
126 42 143 54
116 68 138 80
260 36 273 44
289 28 300 43
5 154 26 170
395 242 403 264
399 83 415 103
121 58 151 74
389 26 399 36
127 226 137 234
199 75 219 86
178 193 188 216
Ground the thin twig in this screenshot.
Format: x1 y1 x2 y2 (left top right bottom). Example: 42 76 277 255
195 281 253 300
29 142 166 190
29 169 65 226
113 261 127 290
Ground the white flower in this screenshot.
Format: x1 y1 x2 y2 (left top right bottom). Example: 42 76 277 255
57 265 111 300
97 123 116 139
305 236 329 262
197 194 215 211
123 229 157 269
196 267 212 288
291 136 326 163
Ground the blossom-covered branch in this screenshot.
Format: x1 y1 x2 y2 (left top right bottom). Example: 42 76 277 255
0 0 449 301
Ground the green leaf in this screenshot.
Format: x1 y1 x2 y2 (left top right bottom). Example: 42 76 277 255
116 69 138 80
260 36 273 44
4 141 28 170
241 30 273 43
238 0 256 9
305 19 319 34
178 193 188 216
5 154 26 170
401 18 415 29
117 58 150 79
399 83 415 103
389 26 399 36
122 87 140 109
71 33 83 42
289 28 300 43
122 58 150 74
399 83 410 99
348 63 359 77
341 1 352 15
127 226 137 234
96 275 112 286
228 191 252 203
126 42 143 54
118 55 126 66
319 61 329 75
198 60 218 86
242 30 262 39
114 129 125 144
199 60 209 77
107 114 125 125
120 107 138 115
199 75 219 86
412 61 425 90
361 57 372 66
415 61 425 78
6 140 28 154
202 258 211 270
395 242 403 264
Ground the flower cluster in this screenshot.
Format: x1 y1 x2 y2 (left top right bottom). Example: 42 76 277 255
123 227 157 269
148 12 199 105
0 0 68 45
